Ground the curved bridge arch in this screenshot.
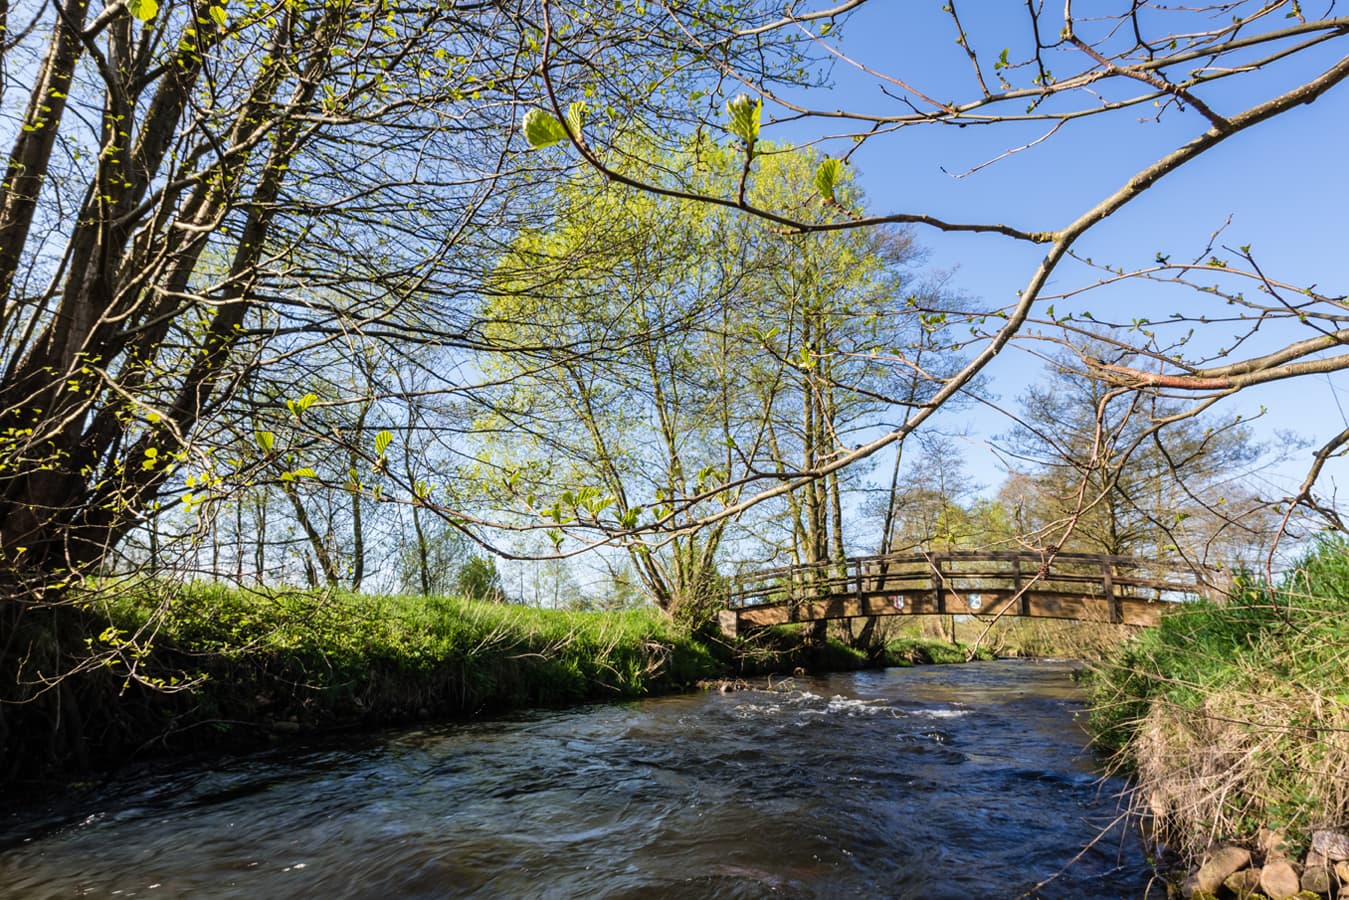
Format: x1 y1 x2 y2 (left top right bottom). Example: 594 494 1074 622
718 550 1209 639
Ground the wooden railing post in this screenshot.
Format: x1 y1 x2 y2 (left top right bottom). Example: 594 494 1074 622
932 554 946 615
1012 553 1029 617
1102 559 1120 624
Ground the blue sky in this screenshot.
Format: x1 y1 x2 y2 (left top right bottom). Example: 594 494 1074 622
753 3 1349 501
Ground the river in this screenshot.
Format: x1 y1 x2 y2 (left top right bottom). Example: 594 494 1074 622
0 660 1152 898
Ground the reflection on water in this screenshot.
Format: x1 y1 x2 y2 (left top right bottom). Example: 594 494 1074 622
0 660 1150 898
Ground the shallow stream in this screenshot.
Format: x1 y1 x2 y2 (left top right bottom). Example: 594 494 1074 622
0 660 1151 898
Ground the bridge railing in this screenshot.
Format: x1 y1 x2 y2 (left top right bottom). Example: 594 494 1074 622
725 549 1206 612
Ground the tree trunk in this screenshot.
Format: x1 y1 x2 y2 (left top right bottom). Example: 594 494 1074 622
282 484 340 587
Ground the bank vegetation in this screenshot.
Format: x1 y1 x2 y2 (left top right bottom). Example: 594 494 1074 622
1089 538 1349 861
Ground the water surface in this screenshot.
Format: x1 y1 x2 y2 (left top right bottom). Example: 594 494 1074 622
0 660 1151 898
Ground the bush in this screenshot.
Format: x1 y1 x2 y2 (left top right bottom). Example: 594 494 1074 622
1087 538 1349 855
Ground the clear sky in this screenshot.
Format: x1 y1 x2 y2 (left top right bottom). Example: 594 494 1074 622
754 3 1349 504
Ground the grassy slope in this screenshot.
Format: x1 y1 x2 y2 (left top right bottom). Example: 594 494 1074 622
1087 539 1349 856
108 583 723 722
4 587 1036 783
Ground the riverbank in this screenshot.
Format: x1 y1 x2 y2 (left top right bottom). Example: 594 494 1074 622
1 582 993 786
1087 538 1349 895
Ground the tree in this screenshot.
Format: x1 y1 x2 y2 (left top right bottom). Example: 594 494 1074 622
876 433 1010 554
996 345 1280 575
455 556 507 604
525 2 1349 567
477 138 952 621
1 0 795 770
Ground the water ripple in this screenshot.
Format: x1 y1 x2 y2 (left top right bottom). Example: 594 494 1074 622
0 660 1150 898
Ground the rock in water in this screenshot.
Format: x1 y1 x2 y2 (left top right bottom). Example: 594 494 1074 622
1259 859 1301 900
1311 829 1349 861
1197 846 1252 894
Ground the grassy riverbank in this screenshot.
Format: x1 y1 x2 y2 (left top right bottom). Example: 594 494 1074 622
4 583 721 782
1087 539 1349 858
5 582 989 783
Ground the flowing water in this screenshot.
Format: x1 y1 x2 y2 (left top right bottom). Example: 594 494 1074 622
0 660 1153 898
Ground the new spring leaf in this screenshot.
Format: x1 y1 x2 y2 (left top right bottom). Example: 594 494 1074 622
286 392 317 419
565 101 587 140
523 108 569 148
814 157 842 202
127 0 158 21
726 94 761 146
373 429 393 456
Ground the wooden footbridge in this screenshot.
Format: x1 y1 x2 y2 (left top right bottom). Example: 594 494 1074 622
718 550 1207 638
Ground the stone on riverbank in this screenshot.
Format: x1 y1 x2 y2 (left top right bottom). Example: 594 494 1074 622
1311 829 1349 862
1261 828 1292 860
1259 859 1301 900
1198 846 1252 894
1300 865 1333 896
1223 867 1262 898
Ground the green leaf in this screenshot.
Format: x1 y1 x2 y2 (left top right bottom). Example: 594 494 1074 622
522 108 569 148
255 430 275 453
726 94 761 146
127 0 158 21
286 392 318 418
814 157 842 202
208 5 227 26
583 492 615 516
565 100 587 139
293 467 317 479
373 429 393 456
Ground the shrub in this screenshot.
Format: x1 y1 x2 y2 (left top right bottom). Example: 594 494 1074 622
1088 537 1349 855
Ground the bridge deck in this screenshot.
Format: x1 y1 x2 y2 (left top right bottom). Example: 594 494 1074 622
718 550 1203 638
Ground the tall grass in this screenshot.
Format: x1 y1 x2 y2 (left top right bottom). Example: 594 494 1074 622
128 583 720 715
1088 538 1349 856
3 582 720 780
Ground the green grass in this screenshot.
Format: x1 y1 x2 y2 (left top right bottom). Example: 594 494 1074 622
1087 538 1349 855
2 582 722 780
111 582 721 717
884 636 994 665
4 582 1010 783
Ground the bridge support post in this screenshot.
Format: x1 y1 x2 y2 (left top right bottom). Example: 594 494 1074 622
718 609 739 640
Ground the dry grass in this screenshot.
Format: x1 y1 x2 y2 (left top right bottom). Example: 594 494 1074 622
1129 683 1349 857
1089 538 1349 856
968 617 1135 660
